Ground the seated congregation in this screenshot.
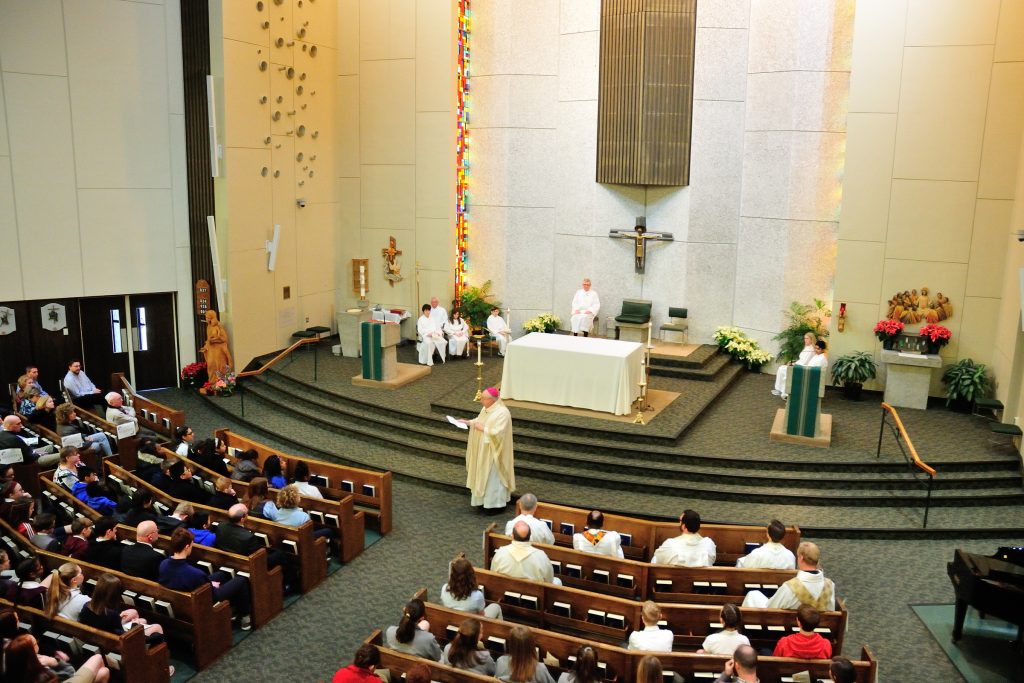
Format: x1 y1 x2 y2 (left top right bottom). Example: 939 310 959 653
0 379 394 682
346 494 875 683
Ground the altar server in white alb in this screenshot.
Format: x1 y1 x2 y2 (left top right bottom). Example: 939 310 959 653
486 307 511 356
772 332 816 397
417 304 446 366
462 387 515 510
735 519 796 570
444 310 470 358
570 278 601 337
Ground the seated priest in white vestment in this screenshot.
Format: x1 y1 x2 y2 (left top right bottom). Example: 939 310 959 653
490 520 561 584
486 307 511 356
504 492 554 546
773 332 817 396
570 279 600 337
742 541 835 610
735 519 796 569
429 297 449 337
444 310 470 358
572 510 624 558
780 339 829 400
651 509 716 567
463 387 514 510
417 304 446 366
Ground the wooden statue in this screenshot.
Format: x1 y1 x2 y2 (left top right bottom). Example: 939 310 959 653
201 310 233 379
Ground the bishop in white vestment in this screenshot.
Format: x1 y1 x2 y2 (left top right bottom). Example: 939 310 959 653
417 304 446 366
570 279 601 336
463 387 515 509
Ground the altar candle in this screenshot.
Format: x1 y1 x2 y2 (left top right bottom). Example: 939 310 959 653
359 264 366 298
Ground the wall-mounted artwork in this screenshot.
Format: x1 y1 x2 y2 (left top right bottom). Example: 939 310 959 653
885 287 953 324
41 303 67 332
0 306 15 335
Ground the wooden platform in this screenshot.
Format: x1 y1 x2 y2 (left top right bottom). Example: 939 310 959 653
352 362 431 389
503 389 681 424
769 408 832 448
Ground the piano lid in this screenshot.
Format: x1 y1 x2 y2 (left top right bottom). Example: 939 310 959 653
955 549 1024 589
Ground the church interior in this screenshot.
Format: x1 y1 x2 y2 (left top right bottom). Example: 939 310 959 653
0 1 1023 682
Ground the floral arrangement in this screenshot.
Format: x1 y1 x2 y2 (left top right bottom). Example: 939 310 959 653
873 319 904 342
203 368 236 397
523 312 561 334
918 324 952 348
180 362 208 389
713 326 773 370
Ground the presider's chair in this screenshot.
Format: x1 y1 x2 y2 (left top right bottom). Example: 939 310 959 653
659 307 689 344
612 299 652 343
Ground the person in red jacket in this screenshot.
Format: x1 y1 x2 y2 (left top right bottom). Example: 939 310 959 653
333 644 384 683
773 605 833 659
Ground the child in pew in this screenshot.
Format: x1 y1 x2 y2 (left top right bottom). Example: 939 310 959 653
262 454 288 489
698 603 750 656
135 436 165 483
772 605 832 660
441 553 504 620
557 644 601 683
78 573 166 641
45 562 91 621
188 510 217 547
627 601 673 652
441 618 496 675
241 477 278 519
4 632 113 683
385 598 442 660
230 449 261 483
72 467 119 516
332 643 389 683
635 655 662 683
494 626 556 683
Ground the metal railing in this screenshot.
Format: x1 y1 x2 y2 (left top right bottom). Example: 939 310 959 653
877 402 936 528
237 337 323 417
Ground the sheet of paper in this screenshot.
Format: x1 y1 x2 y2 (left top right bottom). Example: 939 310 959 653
116 421 137 439
447 415 469 430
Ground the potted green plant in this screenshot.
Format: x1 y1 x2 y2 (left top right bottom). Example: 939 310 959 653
830 351 877 400
458 281 501 334
941 358 990 411
772 299 831 363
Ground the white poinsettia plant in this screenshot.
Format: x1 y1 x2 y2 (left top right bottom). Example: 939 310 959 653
713 326 773 369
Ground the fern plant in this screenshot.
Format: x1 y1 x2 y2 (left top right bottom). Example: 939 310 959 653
772 299 831 363
458 280 501 332
941 359 991 406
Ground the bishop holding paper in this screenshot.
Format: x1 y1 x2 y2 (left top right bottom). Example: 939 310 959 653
462 387 515 511
570 279 600 337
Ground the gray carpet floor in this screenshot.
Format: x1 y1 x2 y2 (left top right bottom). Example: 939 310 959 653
144 350 1023 683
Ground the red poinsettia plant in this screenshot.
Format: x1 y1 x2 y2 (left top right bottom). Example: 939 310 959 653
918 323 952 347
873 319 904 342
180 362 208 389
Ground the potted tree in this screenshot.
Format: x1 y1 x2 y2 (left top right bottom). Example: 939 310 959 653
772 299 831 363
830 351 877 400
458 280 501 335
941 358 991 411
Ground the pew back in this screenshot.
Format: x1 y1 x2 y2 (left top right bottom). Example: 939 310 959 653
111 372 184 439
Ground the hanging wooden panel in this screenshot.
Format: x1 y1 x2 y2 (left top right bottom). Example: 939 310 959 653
597 0 696 186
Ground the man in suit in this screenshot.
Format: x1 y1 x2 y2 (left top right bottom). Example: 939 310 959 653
83 517 123 570
156 502 192 535
121 520 163 581
0 415 36 462
214 504 264 556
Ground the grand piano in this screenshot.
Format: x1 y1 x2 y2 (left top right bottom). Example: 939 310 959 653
947 548 1024 644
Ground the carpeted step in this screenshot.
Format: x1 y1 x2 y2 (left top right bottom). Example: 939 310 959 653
649 351 736 380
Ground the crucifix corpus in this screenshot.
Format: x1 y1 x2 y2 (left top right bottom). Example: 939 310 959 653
609 217 674 274
381 236 404 286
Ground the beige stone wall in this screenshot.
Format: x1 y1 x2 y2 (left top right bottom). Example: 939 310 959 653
211 0 339 366
831 0 1024 399
334 0 456 324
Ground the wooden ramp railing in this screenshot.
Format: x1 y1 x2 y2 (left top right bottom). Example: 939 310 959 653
236 337 323 416
878 402 936 528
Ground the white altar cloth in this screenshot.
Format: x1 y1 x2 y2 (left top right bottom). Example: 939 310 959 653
500 333 644 415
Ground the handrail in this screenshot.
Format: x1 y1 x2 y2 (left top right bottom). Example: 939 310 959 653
878 402 936 528
237 337 321 378
878 402 936 476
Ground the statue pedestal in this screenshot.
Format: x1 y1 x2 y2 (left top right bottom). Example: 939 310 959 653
880 350 942 410
337 308 371 358
352 321 429 389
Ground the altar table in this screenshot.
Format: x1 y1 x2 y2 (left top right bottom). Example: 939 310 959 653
500 333 644 415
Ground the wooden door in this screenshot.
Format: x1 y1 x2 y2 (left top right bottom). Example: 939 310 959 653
78 296 131 394
128 293 179 390
26 299 83 397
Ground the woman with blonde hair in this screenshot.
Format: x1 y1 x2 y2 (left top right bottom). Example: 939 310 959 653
441 553 503 619
45 563 90 621
495 626 555 683
441 618 495 674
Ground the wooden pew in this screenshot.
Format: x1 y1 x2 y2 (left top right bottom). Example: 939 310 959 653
470 568 848 656
110 372 184 440
411 596 877 683
365 630 498 683
103 460 328 593
215 428 393 535
160 444 366 563
0 518 234 670
529 501 801 565
37 474 285 629
484 526 798 606
2 597 171 683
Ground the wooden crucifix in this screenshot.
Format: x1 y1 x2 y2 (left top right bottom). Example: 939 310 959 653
609 217 674 274
381 236 403 286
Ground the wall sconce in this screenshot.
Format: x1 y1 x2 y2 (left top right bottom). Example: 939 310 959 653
837 302 847 332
